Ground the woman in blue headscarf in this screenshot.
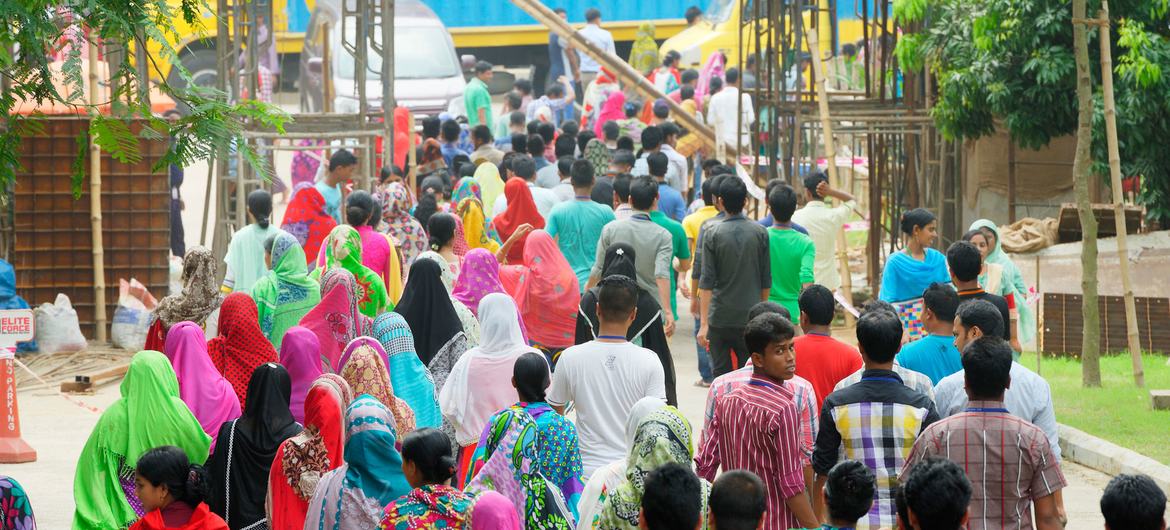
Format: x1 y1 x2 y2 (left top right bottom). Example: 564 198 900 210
372 312 442 429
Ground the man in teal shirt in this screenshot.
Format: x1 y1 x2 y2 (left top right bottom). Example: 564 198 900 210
317 149 357 223
546 159 616 291
765 184 815 319
896 282 963 384
649 203 691 321
465 61 494 127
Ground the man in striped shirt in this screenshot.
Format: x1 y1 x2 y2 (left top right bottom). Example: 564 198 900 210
902 336 1066 530
697 313 818 530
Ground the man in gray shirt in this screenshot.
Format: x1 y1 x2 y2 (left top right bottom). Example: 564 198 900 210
697 176 771 376
588 176 675 336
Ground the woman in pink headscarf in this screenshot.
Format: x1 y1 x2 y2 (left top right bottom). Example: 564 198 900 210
163 321 242 450
696 51 726 107
297 268 373 372
279 326 324 423
452 248 529 341
499 230 580 357
593 90 628 137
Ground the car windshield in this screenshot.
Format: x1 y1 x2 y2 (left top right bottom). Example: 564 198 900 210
703 0 735 24
337 25 460 80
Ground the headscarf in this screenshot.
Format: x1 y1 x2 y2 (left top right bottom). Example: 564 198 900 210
164 321 242 449
154 246 223 328
380 485 477 530
313 225 391 318
597 406 711 530
465 408 574 529
298 268 373 372
584 139 611 180
207 363 302 529
628 23 658 74
594 91 627 137
380 182 428 269
500 230 580 348
452 248 507 318
576 396 668 529
224 223 280 294
970 219 1035 344
306 395 411 530
282 182 338 264
372 312 442 428
393 258 464 365
696 52 726 107
268 375 349 530
279 326 324 424
252 230 321 350
456 176 502 253
206 292 279 408
339 337 417 437
72 351 212 530
439 294 534 447
470 491 522 530
417 251 482 346
419 138 447 175
452 215 471 259
492 178 546 263
878 247 950 303
474 161 506 211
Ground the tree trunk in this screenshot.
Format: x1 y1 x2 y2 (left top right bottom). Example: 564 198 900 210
1072 0 1102 387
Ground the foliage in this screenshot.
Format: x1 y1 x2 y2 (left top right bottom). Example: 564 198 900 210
0 0 289 197
895 0 1170 225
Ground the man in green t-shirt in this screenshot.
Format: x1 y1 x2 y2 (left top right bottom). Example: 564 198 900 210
650 203 692 322
766 184 816 318
465 61 494 127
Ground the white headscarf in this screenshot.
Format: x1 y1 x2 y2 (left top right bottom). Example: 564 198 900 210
475 293 530 355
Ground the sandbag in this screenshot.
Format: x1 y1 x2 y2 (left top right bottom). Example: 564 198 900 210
111 278 158 352
999 217 1059 254
34 293 88 353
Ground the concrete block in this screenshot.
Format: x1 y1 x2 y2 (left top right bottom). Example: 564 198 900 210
1152 390 1170 410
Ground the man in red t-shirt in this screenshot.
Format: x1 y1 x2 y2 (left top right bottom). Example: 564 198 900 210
793 285 863 409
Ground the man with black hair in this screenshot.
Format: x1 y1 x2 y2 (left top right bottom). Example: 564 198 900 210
812 310 938 528
537 134 577 188
758 178 809 234
537 122 557 161
1100 474 1167 530
494 92 523 142
644 151 687 221
469 125 504 166
791 170 857 292
632 126 682 190
766 185 816 320
698 313 818 529
904 336 1066 530
895 282 962 384
948 241 1016 347
507 131 528 155
707 67 755 151
577 8 615 90
898 457 972 530
546 159 615 291
602 120 622 151
822 460 876 529
319 149 358 223
491 154 558 219
683 175 723 386
707 470 767 530
465 61 494 127
638 463 704 530
549 156 576 202
610 173 634 219
685 5 703 26
421 116 441 139
793 284 861 410
527 80 577 123
439 119 468 168
657 122 691 193
697 176 771 377
588 176 676 336
548 275 666 475
525 134 549 171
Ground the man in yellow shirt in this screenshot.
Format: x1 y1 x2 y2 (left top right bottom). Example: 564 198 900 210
682 174 724 385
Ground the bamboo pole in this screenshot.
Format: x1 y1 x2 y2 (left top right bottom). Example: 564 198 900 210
1097 2 1144 386
88 39 108 342
804 22 855 326
406 111 417 191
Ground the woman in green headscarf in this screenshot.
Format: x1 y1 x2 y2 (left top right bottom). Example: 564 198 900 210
969 219 1035 347
311 224 391 318
628 22 659 75
251 230 321 349
72 350 212 530
597 406 712 530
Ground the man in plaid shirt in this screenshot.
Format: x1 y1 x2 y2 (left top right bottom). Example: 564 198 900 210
812 310 939 529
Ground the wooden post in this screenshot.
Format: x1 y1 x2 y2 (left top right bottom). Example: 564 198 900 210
406 111 417 191
804 23 855 325
88 40 108 342
1097 2 1144 386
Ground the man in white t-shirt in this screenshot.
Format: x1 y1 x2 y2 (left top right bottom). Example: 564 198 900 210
548 275 667 475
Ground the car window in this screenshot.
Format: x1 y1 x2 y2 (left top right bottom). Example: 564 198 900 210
336 25 460 80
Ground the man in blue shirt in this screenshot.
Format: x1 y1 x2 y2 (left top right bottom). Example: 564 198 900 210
895 281 962 384
439 119 468 168
546 159 616 291
648 152 687 222
316 149 357 223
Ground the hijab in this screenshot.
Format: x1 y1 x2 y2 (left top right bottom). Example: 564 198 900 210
696 52 726 107
455 178 502 254
279 326 323 424
268 375 349 530
452 248 507 317
577 243 665 344
970 218 1035 344
474 161 506 211
470 491 522 530
372 312 442 428
206 292 279 408
72 351 212 530
380 182 428 269
252 230 321 350
206 363 302 529
393 258 463 365
465 408 574 529
298 268 373 372
164 321 242 450
878 246 951 303
281 182 338 264
584 139 611 180
306 395 411 530
500 230 580 348
628 23 659 74
417 251 482 346
339 337 417 437
154 246 223 328
419 138 447 175
313 225 391 318
594 91 627 137
492 178 546 263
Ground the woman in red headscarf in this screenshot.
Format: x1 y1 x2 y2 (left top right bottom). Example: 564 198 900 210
206 292 279 408
281 183 337 264
490 178 545 264
499 229 580 361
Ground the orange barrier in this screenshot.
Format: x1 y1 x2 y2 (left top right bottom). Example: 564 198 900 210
0 310 36 463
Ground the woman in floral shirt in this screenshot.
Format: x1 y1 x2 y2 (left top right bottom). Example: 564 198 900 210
380 429 477 529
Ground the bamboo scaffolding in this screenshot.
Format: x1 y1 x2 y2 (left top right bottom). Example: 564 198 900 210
88 40 108 342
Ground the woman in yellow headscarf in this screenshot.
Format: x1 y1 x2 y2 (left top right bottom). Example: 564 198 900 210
628 23 659 75
474 162 506 211
454 176 501 253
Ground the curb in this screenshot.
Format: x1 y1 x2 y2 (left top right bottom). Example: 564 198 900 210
1059 423 1170 492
